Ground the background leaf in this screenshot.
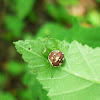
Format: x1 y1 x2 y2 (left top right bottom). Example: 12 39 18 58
5 15 24 37
46 3 74 23
58 0 79 5
0 92 16 100
15 0 35 20
20 72 50 100
7 61 25 75
36 21 100 48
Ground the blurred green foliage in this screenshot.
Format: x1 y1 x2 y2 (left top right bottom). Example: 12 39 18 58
46 3 75 23
5 15 24 37
97 0 100 2
4 0 35 38
58 0 79 5
0 73 7 86
1 0 100 100
20 70 49 100
37 20 100 48
7 61 25 75
0 92 16 100
15 0 35 20
87 11 100 26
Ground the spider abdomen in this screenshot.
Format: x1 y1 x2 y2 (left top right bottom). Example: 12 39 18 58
48 50 64 67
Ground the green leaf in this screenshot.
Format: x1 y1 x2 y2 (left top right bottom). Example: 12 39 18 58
86 11 100 26
15 0 35 19
0 73 7 86
58 0 79 5
36 22 71 41
30 74 50 100
22 33 34 40
21 70 50 100
5 15 24 37
14 37 100 100
14 38 48 71
0 92 16 100
7 61 25 75
37 22 100 48
19 89 33 100
46 3 74 23
96 0 100 2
